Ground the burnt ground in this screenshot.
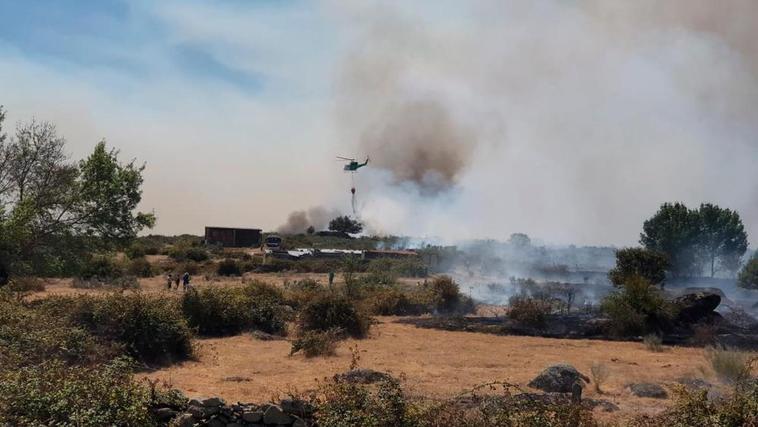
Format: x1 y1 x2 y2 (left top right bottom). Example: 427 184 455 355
399 312 758 350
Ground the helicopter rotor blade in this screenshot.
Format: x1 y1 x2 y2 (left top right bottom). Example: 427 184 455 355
336 156 355 161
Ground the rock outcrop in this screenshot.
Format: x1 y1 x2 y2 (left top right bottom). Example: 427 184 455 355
672 292 721 324
528 364 590 393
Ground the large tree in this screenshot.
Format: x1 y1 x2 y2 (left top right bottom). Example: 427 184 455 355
697 203 748 277
640 202 702 277
0 113 154 280
640 202 749 278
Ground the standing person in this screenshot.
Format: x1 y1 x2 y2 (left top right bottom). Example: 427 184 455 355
166 273 173 290
328 270 335 290
182 272 190 291
175 273 181 289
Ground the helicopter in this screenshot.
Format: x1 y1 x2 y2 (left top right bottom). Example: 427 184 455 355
337 156 369 172
336 156 369 215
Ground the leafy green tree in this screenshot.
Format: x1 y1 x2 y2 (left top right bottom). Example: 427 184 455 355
601 275 674 336
0 113 154 281
608 247 669 287
738 253 758 289
640 202 701 277
697 203 748 277
328 215 363 235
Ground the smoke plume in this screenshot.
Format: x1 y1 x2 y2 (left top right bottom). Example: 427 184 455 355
331 0 758 245
278 206 341 234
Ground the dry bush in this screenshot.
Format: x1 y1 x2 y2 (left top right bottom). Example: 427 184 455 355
590 362 610 394
289 329 341 358
631 381 758 426
365 287 429 316
126 257 156 278
508 295 552 329
643 334 664 352
704 346 755 384
216 258 241 276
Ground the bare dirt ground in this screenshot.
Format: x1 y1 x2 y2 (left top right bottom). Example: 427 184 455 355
35 273 723 422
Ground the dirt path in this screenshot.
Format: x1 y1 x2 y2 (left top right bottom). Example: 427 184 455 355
141 317 714 421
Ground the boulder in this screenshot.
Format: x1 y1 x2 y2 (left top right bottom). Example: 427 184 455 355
152 407 178 421
187 405 205 418
673 292 721 324
528 364 589 393
629 383 668 399
263 405 292 425
173 413 196 427
201 397 225 407
280 398 315 417
242 411 263 423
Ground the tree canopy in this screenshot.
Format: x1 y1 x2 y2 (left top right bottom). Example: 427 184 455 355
0 111 154 281
738 253 758 289
640 202 748 277
608 247 669 287
328 215 363 235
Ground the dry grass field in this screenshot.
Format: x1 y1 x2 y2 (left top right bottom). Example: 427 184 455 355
33 273 728 422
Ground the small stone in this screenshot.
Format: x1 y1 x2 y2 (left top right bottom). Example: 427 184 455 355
263 405 292 425
188 398 203 407
629 383 668 399
202 397 226 407
174 413 196 427
242 411 263 423
280 398 315 416
187 405 205 418
206 417 225 427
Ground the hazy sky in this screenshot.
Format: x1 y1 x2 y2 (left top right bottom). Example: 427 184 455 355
1 1 756 247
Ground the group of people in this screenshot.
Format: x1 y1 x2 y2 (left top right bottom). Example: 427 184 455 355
166 272 192 290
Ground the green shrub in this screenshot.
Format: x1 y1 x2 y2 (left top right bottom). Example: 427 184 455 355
290 329 341 358
298 294 370 338
78 254 123 280
609 247 669 287
284 279 327 309
422 276 475 314
738 255 758 289
127 257 156 278
315 376 407 427
39 293 193 365
601 275 674 337
124 243 146 259
0 357 176 426
217 258 241 276
0 296 111 370
168 246 209 262
508 295 552 329
366 287 429 316
182 281 287 336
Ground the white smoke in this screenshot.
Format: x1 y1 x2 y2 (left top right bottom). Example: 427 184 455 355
331 0 758 247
